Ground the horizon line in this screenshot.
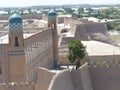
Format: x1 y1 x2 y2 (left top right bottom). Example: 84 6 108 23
0 3 120 8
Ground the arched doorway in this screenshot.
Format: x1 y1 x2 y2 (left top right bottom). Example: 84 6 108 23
15 37 19 46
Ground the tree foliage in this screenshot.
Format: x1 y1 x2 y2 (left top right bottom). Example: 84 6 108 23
107 20 120 31
67 39 86 69
64 8 74 14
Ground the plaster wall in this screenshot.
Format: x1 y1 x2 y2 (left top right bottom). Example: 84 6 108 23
0 86 34 90
48 70 74 90
78 63 93 90
89 66 120 90
48 63 93 90
0 82 35 90
35 67 56 90
88 55 120 64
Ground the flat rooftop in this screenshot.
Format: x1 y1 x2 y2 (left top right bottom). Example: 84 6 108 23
0 33 35 44
59 40 120 56
82 41 120 56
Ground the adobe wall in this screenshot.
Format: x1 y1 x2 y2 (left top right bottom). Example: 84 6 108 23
77 63 93 90
88 55 120 64
0 15 9 20
59 54 120 65
85 23 107 34
75 24 90 41
58 17 64 24
22 15 42 20
74 22 117 45
35 67 56 90
58 56 71 64
24 28 52 45
59 54 89 65
89 65 120 90
0 44 9 83
0 82 35 90
24 28 54 82
48 63 93 90
24 28 54 69
48 70 74 90
71 69 84 90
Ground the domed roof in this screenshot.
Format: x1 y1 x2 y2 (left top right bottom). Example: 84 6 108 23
48 9 57 19
9 14 22 23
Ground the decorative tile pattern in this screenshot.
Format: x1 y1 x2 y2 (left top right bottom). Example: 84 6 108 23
9 50 25 56
9 23 23 30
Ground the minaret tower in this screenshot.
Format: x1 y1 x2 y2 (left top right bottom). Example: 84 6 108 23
48 9 59 66
8 14 26 82
9 14 24 47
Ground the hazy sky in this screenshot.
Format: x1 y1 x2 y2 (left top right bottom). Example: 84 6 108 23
0 0 120 7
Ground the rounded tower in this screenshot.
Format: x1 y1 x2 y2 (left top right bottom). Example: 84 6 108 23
48 9 59 66
8 14 26 82
9 14 24 47
48 9 57 30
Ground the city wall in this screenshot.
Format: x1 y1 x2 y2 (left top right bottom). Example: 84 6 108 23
74 22 117 45
78 63 93 90
24 28 54 82
58 54 88 65
89 64 120 90
48 63 93 90
24 28 52 45
48 70 74 90
0 82 35 90
48 62 120 90
88 55 120 64
24 28 54 69
1 62 120 90
59 54 120 66
35 67 56 90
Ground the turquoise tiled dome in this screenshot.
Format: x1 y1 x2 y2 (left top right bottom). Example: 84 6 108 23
9 14 23 30
48 9 57 19
9 14 22 23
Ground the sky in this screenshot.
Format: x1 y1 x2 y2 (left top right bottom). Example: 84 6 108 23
0 0 120 7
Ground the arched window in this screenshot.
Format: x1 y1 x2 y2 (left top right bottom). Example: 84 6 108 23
15 37 19 46
48 24 50 27
52 24 55 29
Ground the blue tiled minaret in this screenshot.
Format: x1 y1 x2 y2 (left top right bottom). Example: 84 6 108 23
9 14 24 47
48 9 59 66
8 14 26 82
9 14 23 30
48 9 57 31
48 9 57 20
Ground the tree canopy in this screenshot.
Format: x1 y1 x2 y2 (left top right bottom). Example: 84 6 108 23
67 39 86 69
107 20 120 31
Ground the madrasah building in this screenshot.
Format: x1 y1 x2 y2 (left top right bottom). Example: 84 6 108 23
0 9 59 83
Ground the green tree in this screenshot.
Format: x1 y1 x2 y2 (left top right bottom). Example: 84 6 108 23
67 39 86 69
64 8 74 15
77 8 83 18
107 20 120 31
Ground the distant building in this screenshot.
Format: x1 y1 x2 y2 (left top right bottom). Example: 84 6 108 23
58 15 72 24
